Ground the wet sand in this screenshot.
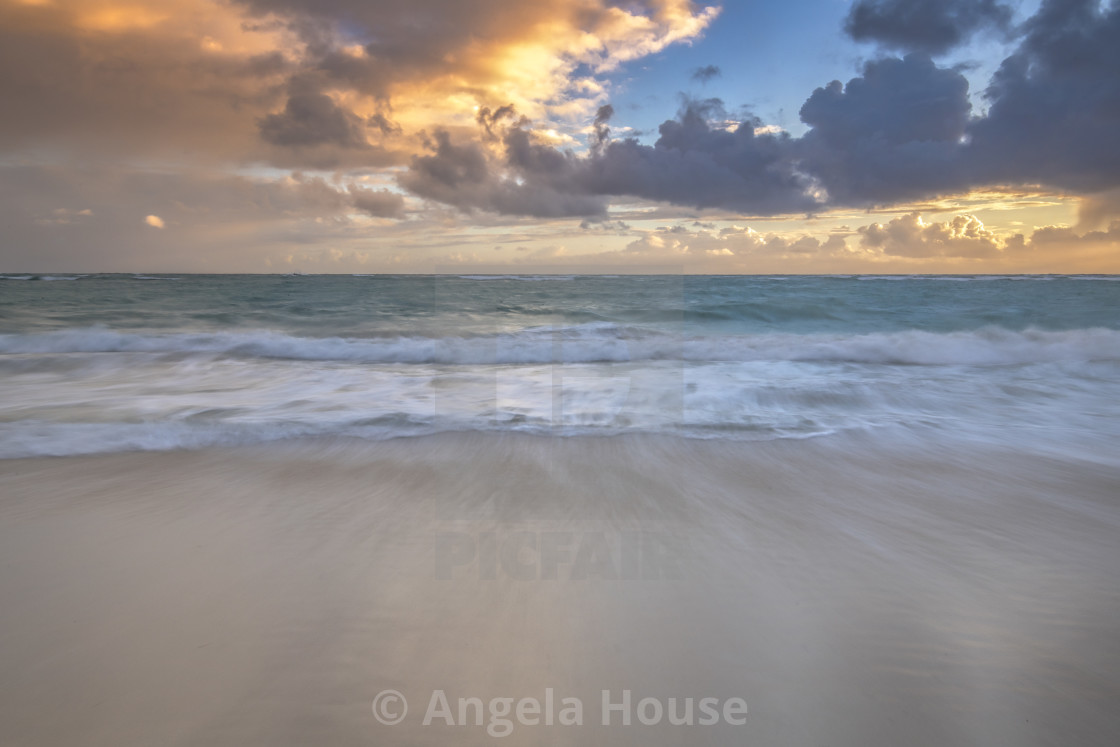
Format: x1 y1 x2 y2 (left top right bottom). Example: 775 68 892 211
1 432 1119 745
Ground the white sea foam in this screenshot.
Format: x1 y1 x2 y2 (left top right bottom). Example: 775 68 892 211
3 325 1119 366
2 346 1118 458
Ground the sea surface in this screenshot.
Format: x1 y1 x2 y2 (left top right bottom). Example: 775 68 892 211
1 273 1118 460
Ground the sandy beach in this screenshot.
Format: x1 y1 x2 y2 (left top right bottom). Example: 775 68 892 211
2 432 1118 746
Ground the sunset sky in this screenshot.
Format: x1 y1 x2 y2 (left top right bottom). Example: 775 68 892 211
2 0 1118 273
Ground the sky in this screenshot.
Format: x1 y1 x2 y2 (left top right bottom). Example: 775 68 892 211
1 0 1118 273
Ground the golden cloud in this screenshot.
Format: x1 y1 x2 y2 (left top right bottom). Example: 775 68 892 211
0 0 718 163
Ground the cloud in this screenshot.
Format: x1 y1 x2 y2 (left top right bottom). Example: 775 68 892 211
581 211 1114 272
0 0 294 159
0 0 718 169
0 163 411 270
233 0 720 129
390 53 977 218
620 223 851 262
856 212 1002 257
1004 220 1120 272
1077 188 1120 231
691 64 721 83
848 210 1120 269
966 0 1120 193
803 1 1120 203
1 0 1119 273
578 98 819 214
579 218 631 232
258 76 370 148
590 104 614 153
347 187 405 218
844 0 1014 55
457 1 1116 219
400 128 606 217
459 58 972 217
6 154 1112 273
797 54 972 205
35 207 94 226
1028 220 1120 248
607 211 1113 271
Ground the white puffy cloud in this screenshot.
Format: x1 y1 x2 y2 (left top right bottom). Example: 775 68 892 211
857 212 1002 258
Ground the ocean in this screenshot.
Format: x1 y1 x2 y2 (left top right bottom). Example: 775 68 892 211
1 273 1119 460
2 273 1119 746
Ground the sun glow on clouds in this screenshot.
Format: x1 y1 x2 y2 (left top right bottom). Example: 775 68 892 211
77 4 167 30
357 1 721 131
1 0 1119 272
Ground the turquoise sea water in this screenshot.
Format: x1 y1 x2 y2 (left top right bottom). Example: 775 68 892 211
1 273 1118 458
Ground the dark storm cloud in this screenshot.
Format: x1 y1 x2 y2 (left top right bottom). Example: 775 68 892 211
400 131 488 200
445 96 815 212
259 77 370 148
797 1 1119 203
691 65 721 82
400 129 606 218
844 0 1014 55
796 53 972 205
395 98 818 217
476 105 521 140
394 53 971 215
348 187 406 218
577 99 818 214
801 55 970 147
392 53 978 216
367 113 403 137
966 0 1120 192
591 105 614 153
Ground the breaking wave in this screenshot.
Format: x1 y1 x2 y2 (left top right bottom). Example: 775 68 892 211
3 324 1119 366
